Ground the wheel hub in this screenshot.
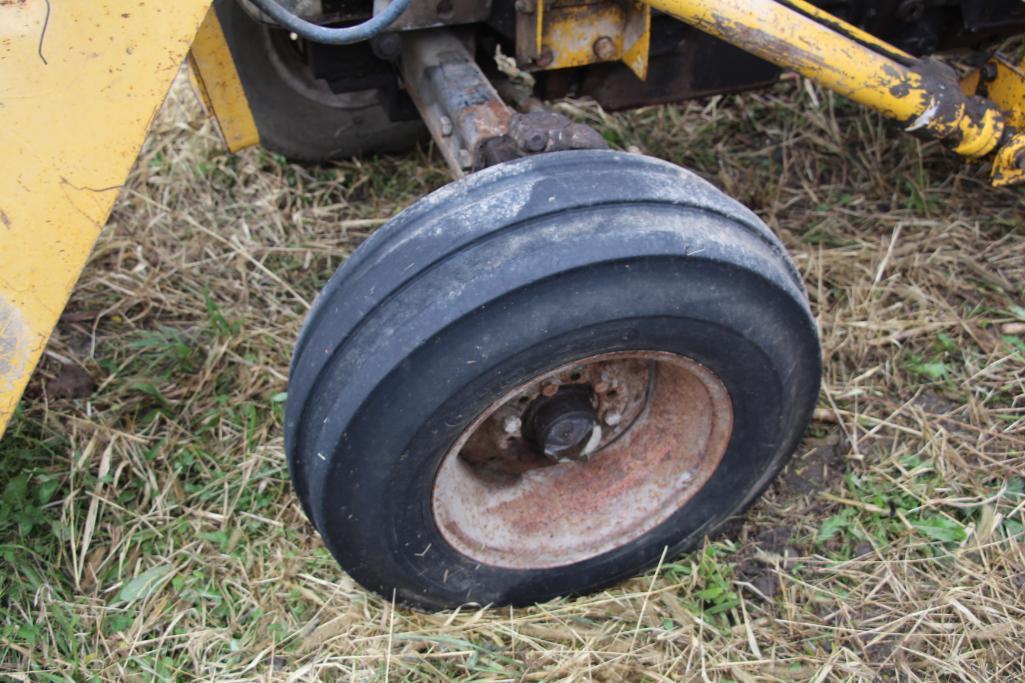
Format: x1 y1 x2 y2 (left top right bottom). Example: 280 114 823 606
431 351 734 569
523 385 600 461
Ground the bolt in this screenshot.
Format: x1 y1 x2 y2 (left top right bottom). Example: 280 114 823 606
536 48 554 68
371 32 402 61
542 383 559 397
604 411 622 427
436 0 454 20
502 416 522 435
439 115 453 137
592 36 616 61
514 0 534 13
521 129 548 153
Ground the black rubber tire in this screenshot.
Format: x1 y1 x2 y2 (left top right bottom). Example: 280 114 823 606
214 0 426 162
285 150 821 610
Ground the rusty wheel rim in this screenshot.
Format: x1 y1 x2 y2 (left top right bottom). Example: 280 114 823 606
431 351 734 569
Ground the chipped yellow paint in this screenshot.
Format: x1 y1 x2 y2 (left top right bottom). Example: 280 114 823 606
974 57 1025 186
776 0 914 64
0 296 30 414
991 133 1025 187
643 0 1006 161
978 57 1025 130
622 3 651 81
542 4 626 68
0 0 214 437
533 0 650 80
187 6 260 152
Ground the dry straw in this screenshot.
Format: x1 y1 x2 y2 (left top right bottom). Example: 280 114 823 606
1 63 1023 680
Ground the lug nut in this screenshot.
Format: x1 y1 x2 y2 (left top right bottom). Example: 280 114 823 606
542 383 559 397
521 130 548 153
503 416 522 435
593 36 616 61
370 32 402 61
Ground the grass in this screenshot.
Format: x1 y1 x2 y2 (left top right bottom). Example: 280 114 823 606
2 65 1025 680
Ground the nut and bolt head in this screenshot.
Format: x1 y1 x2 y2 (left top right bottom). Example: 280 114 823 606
436 0 454 19
439 115 454 137
592 36 616 61
536 48 554 68
525 385 599 461
370 32 402 61
514 0 534 13
521 130 548 153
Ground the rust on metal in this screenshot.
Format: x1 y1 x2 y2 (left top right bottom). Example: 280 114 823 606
400 31 514 175
457 357 652 475
432 351 734 569
401 30 606 175
516 0 650 79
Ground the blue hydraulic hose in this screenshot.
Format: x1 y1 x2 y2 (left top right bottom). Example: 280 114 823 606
246 0 412 44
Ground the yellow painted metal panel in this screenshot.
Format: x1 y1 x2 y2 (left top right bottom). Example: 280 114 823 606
980 58 1025 130
0 0 214 436
187 7 260 153
522 0 650 79
622 4 651 81
542 4 628 69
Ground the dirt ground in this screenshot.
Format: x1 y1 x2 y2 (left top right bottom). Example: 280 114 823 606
2 68 1024 680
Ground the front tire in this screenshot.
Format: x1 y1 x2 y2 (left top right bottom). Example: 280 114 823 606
285 150 820 609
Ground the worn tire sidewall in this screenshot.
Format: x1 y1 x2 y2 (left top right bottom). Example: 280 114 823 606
286 151 820 609
313 261 817 608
